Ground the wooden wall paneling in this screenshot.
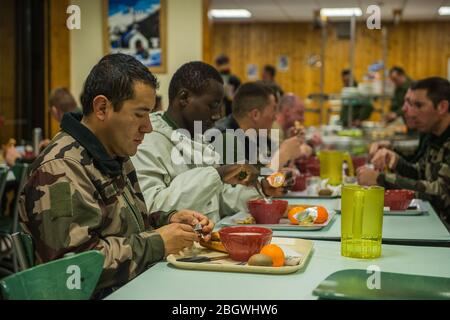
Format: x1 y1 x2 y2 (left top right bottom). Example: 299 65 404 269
0 0 17 145
48 0 71 138
209 21 450 125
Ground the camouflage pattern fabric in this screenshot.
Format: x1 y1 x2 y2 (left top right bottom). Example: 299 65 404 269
378 125 450 226
18 131 171 290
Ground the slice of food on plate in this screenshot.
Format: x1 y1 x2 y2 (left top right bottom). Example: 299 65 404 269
199 231 228 253
287 205 329 225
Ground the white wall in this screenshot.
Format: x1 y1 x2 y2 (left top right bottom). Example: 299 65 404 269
157 0 203 109
70 0 203 109
70 0 104 105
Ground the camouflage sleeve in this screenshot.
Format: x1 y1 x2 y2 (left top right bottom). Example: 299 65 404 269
19 158 165 289
148 210 177 228
377 163 450 209
394 157 420 180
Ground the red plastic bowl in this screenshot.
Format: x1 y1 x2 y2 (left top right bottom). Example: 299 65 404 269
384 189 415 210
305 157 320 176
291 173 311 192
352 156 368 170
296 157 320 176
218 226 273 262
247 199 288 224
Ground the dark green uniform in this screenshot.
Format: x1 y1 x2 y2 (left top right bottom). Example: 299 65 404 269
340 96 374 127
377 124 450 227
391 78 412 116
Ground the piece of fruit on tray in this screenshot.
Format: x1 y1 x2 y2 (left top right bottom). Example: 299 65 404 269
288 206 329 225
199 231 228 253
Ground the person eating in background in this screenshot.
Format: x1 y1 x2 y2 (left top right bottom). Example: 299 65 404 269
358 77 450 228
272 93 322 148
3 87 80 167
214 81 311 174
385 66 413 123
132 61 289 223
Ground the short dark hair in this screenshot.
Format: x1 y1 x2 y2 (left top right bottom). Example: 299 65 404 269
232 82 274 119
341 69 351 76
80 53 159 115
48 87 77 113
215 54 229 66
410 77 450 111
263 65 276 78
389 66 406 76
168 61 223 103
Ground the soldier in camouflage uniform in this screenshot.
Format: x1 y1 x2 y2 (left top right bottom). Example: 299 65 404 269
358 77 450 228
18 54 214 293
386 66 413 122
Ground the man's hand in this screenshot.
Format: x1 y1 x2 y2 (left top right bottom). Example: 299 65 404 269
169 210 214 241
38 139 50 152
279 136 304 160
384 111 398 123
261 168 297 197
299 143 313 158
357 166 380 186
371 148 399 171
286 125 305 139
216 164 259 186
155 223 199 256
4 146 22 167
369 140 391 159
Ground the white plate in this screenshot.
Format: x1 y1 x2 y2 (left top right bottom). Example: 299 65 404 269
220 211 336 231
334 199 427 216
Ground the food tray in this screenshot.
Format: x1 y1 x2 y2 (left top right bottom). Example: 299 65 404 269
167 237 314 275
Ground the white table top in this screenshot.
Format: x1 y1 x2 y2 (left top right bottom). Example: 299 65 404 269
218 198 450 244
105 240 450 300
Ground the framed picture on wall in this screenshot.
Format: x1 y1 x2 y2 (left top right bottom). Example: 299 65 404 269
103 0 167 73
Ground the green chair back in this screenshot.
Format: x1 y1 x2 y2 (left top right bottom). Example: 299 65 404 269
0 250 104 300
18 232 34 268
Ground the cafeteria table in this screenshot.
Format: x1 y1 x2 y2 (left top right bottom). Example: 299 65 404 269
105 240 450 300
217 198 450 246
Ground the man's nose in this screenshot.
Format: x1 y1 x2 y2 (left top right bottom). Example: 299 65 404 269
402 103 408 113
141 116 153 133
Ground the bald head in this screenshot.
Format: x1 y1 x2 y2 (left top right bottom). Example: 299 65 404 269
278 93 305 129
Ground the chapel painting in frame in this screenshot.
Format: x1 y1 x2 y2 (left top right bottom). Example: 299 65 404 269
103 0 166 73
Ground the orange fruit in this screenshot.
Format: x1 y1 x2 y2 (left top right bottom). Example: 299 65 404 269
313 206 328 224
260 244 285 267
266 172 285 188
287 206 305 225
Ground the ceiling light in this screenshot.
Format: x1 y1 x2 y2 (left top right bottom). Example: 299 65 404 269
209 9 252 19
438 6 450 15
320 8 362 17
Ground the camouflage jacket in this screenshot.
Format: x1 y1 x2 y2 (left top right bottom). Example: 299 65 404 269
377 124 450 225
18 113 171 291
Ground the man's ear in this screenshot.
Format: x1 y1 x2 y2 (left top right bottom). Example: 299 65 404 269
50 106 59 119
92 95 110 120
437 100 449 115
178 89 190 109
248 108 260 123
